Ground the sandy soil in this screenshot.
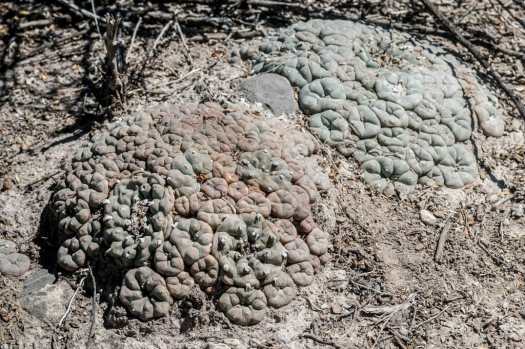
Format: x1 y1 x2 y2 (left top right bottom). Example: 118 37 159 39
1 1 525 348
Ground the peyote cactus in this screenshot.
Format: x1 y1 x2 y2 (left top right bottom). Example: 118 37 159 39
48 103 331 325
242 19 505 195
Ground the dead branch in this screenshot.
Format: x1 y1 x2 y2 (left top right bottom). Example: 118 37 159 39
101 15 127 108
421 0 525 120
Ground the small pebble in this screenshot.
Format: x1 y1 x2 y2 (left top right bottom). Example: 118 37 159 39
1 176 14 191
331 302 343 314
415 243 425 251
326 269 348 290
512 204 524 218
420 209 437 226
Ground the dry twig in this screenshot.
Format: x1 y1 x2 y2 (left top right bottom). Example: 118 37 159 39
247 0 304 7
90 0 101 38
19 19 52 30
87 265 97 343
388 328 408 349
126 18 142 62
299 333 342 349
58 276 87 327
56 0 106 25
362 296 414 316
349 279 393 297
152 20 173 54
369 294 416 348
477 239 514 271
434 211 455 263
412 305 450 330
24 170 62 190
175 21 193 65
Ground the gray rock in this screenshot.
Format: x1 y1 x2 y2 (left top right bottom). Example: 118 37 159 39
420 209 437 226
239 73 297 115
0 239 16 255
22 279 73 323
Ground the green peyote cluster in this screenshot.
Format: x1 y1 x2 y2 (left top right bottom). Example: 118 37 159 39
242 20 505 195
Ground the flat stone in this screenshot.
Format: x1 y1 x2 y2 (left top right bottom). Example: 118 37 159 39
239 73 297 115
22 279 72 323
331 302 343 314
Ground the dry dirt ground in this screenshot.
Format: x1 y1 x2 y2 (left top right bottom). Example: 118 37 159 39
1 1 525 348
